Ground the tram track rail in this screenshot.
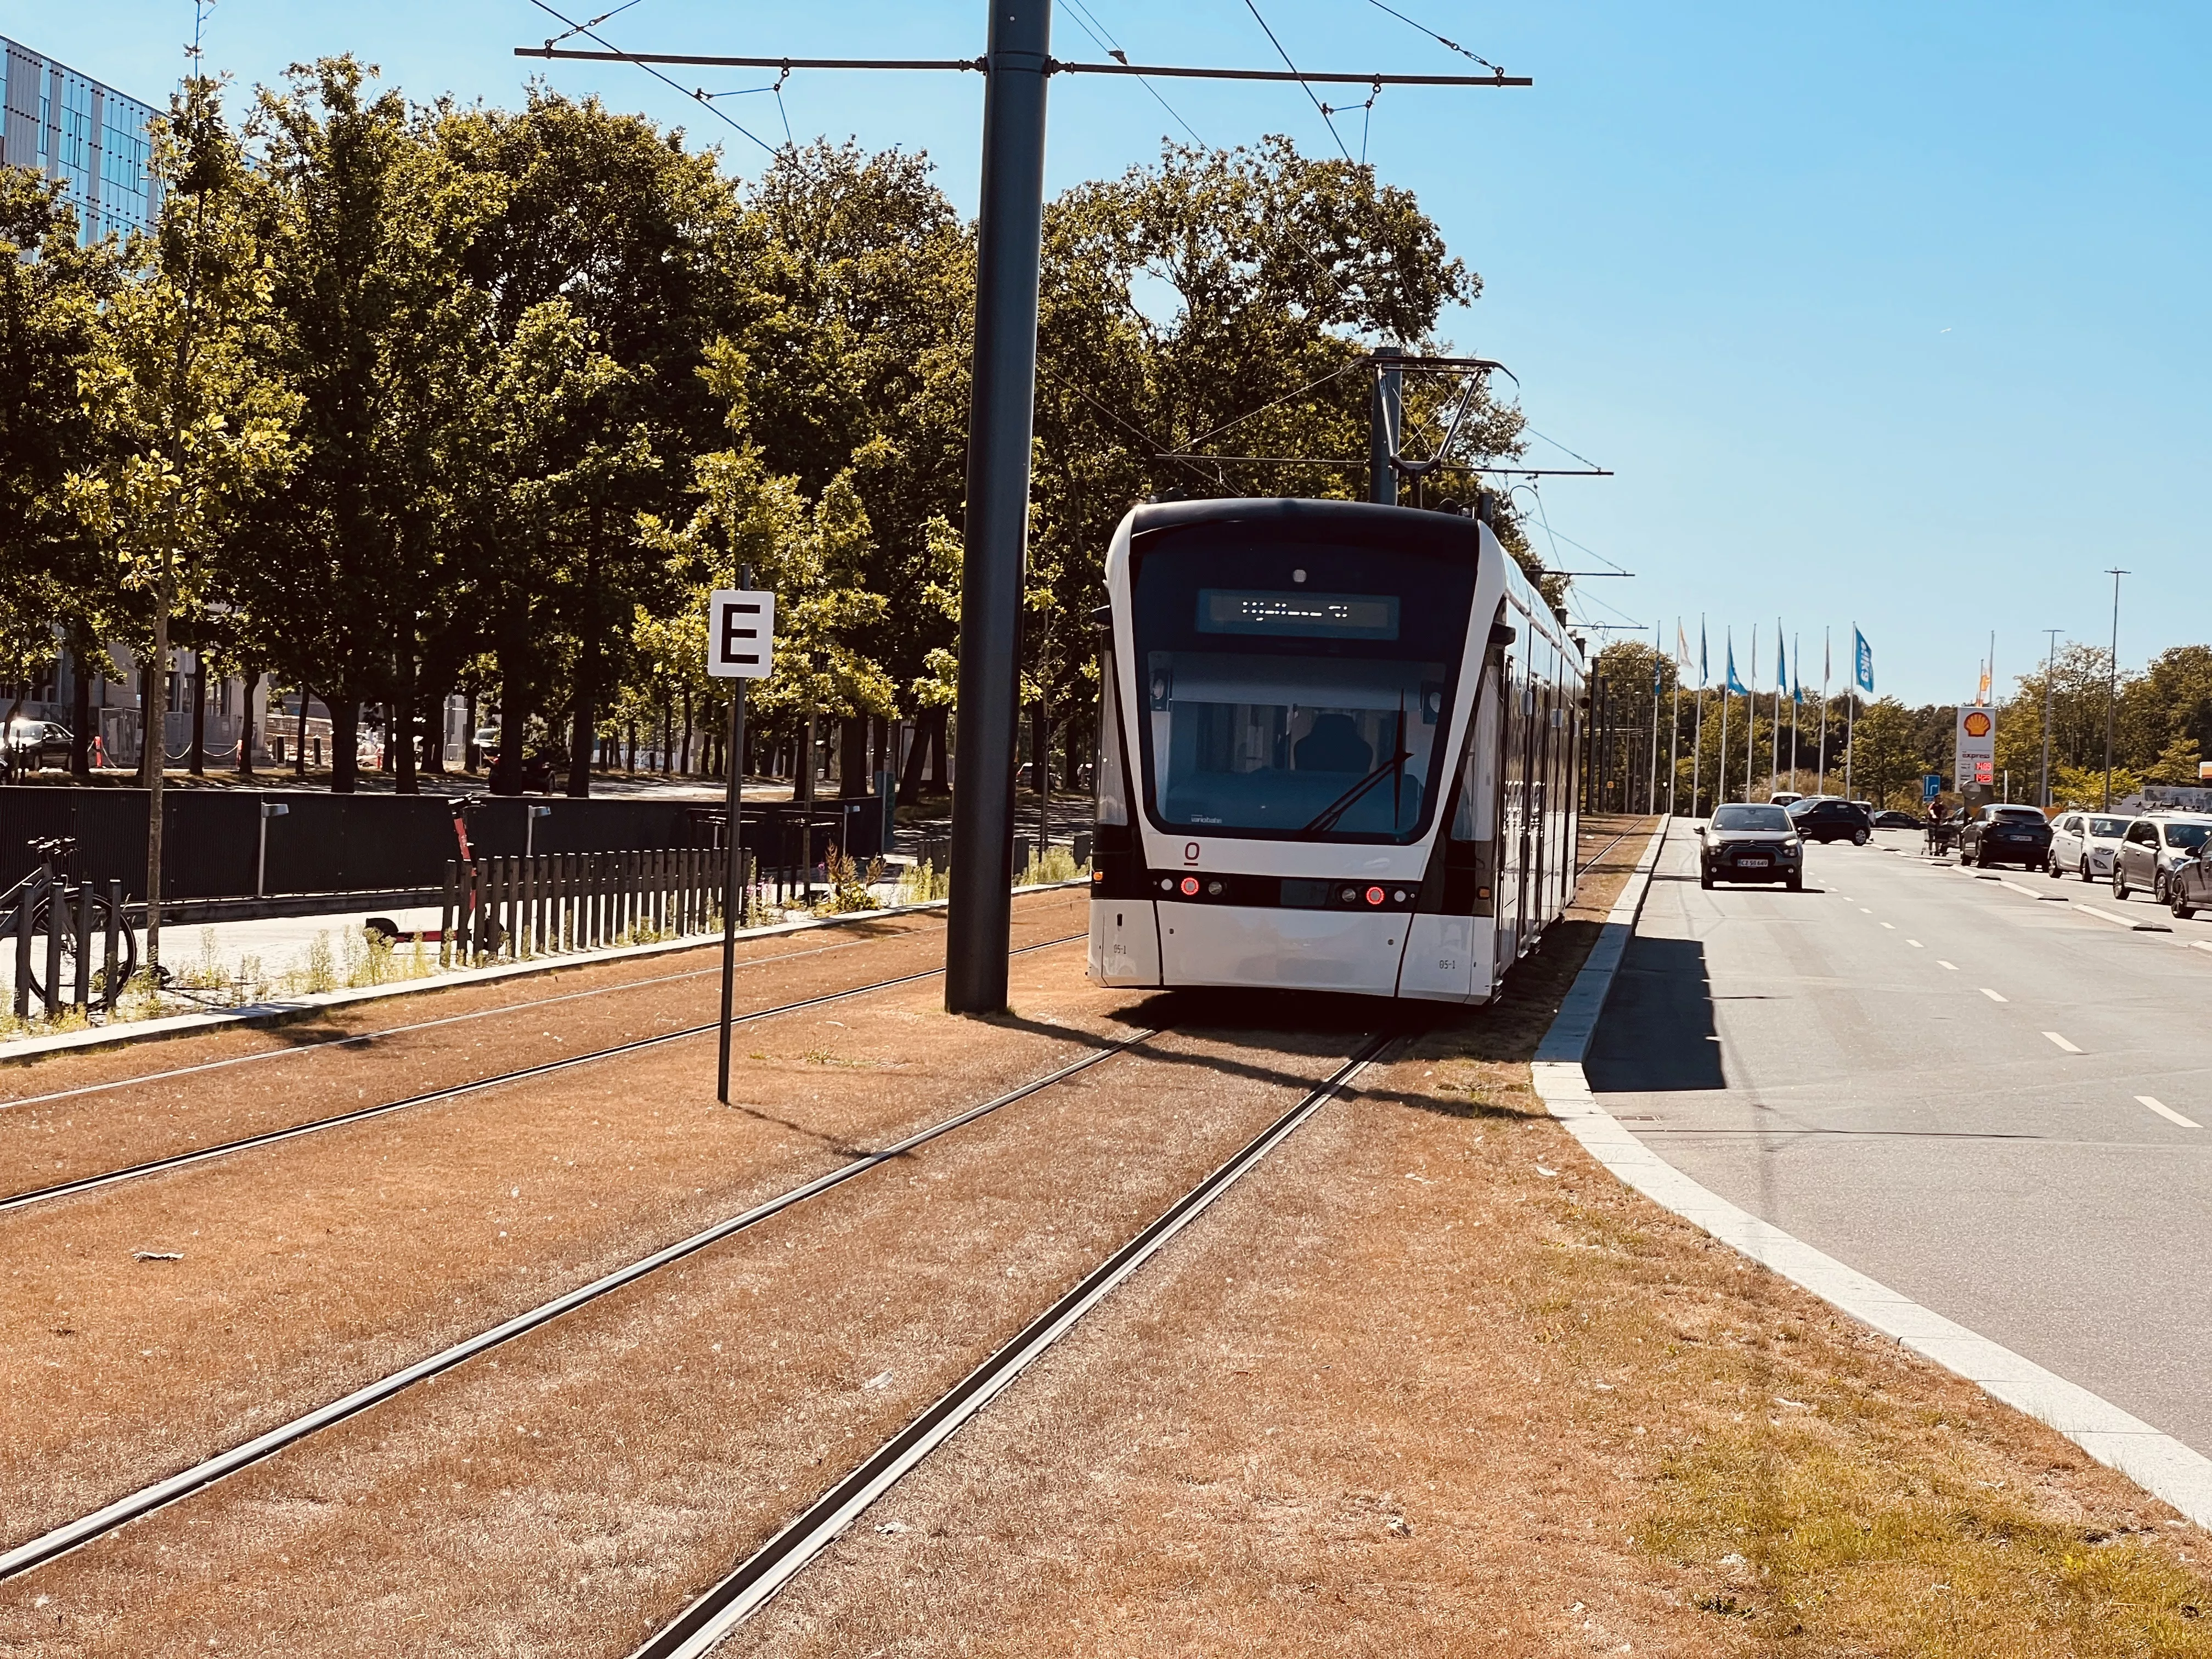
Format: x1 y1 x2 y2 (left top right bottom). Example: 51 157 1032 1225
630 1031 1396 1658
0 1022 1159 1583
0 933 1087 1216
0 924 967 1114
1575 825 1639 878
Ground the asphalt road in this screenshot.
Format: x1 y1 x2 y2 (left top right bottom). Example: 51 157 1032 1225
1589 826 2212 1455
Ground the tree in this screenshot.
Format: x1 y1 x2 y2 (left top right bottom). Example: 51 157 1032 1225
437 88 752 795
0 170 129 772
67 71 294 962
1843 698 1921 809
237 57 502 793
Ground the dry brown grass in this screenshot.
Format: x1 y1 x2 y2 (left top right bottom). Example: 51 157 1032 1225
720 822 2212 1658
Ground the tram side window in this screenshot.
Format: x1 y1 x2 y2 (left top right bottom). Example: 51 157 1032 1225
1096 644 1128 826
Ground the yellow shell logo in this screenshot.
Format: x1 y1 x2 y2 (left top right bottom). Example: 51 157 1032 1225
1963 710 1992 738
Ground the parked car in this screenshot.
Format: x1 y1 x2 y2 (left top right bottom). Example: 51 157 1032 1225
1769 790 1804 807
2048 810 2133 883
2170 842 2212 919
3 719 71 774
1871 809 1927 830
2113 812 2212 904
1788 797 1873 844
1699 803 1805 890
1956 804 2053 870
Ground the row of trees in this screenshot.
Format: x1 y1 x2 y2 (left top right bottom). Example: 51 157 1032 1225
1585 640 2212 813
1 56 1532 796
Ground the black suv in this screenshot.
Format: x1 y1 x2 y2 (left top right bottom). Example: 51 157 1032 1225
1956 805 2053 870
1700 803 1805 890
1788 797 1872 845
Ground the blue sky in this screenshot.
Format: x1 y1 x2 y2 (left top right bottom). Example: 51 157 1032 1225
18 1 2208 706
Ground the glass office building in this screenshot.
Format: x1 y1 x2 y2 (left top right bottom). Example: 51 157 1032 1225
1 35 161 242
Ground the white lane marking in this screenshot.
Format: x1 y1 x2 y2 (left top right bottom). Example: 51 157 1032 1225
1938 960 1959 970
2139 1096 2202 1130
2042 1031 2084 1053
1859 907 1874 915
1881 922 1895 929
1980 987 2008 1003
2078 904 2175 933
1907 939 1924 947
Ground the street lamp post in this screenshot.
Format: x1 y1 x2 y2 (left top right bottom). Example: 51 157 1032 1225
2102 570 2126 811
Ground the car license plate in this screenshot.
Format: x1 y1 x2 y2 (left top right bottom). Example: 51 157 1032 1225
1738 856 1769 868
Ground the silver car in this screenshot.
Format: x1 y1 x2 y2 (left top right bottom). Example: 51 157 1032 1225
2113 813 2212 905
2049 810 2132 883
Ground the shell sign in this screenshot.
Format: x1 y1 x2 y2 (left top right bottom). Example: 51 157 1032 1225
1955 704 1997 784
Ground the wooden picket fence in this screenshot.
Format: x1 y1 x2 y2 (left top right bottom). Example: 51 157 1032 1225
439 847 748 966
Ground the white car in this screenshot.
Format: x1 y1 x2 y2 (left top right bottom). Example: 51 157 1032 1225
2049 810 2133 882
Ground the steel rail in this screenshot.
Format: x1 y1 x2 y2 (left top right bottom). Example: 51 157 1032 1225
0 932 893 1115
0 1024 1158 1583
0 934 1088 1215
1577 828 1638 878
628 1032 1396 1658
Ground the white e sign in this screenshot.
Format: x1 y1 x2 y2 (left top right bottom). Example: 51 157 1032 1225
706 589 775 679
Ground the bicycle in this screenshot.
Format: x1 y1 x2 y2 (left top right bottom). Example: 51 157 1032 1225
7 836 138 1012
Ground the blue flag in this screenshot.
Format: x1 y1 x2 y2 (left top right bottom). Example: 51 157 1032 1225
1776 629 1787 689
1699 620 1708 686
1854 627 1875 693
1726 641 1746 696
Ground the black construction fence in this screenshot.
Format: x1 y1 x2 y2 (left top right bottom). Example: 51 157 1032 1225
0 788 886 912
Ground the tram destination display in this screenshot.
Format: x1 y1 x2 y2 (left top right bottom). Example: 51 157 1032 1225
1195 588 1400 640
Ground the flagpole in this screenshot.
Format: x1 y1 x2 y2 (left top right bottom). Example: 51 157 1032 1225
1790 631 1801 796
1844 620 1858 803
1817 626 1830 795
1769 624 1782 800
1647 625 1661 815
1667 620 1682 817
1718 627 1732 806
1746 622 1758 806
1691 617 1706 815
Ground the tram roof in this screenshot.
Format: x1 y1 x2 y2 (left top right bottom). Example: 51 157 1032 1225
1128 496 1482 555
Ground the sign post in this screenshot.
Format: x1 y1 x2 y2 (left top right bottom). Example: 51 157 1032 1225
707 580 774 1103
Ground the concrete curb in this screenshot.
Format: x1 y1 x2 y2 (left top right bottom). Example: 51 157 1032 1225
0 879 1091 1068
1528 818 2212 1528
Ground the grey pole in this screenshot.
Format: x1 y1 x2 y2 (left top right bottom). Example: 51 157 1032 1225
2039 627 2061 809
718 563 754 1101
1368 346 1404 505
945 0 1052 1015
2101 568 2126 811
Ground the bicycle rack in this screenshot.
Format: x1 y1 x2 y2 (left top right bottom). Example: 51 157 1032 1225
5 859 128 1023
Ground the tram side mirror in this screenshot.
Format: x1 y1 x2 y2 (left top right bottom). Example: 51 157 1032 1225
1489 622 1517 647
1090 604 1112 627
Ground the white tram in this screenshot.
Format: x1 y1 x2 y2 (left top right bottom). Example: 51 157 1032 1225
1087 496 1583 1003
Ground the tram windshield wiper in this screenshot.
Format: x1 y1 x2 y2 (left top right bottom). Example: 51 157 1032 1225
1301 747 1414 833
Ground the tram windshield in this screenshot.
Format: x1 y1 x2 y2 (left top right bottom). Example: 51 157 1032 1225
1130 533 1476 842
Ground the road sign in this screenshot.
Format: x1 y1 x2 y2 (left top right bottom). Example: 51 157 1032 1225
706 590 775 679
1923 773 1942 801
